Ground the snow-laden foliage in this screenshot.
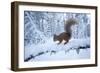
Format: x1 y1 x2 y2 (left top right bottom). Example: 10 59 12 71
24 11 90 61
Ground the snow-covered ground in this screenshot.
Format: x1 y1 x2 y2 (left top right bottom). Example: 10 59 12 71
30 48 90 61
24 38 90 62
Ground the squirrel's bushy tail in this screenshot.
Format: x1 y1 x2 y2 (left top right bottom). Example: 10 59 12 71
64 18 78 33
65 18 78 26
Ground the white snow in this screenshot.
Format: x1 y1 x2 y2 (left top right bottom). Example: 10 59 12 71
29 48 90 61
25 38 90 61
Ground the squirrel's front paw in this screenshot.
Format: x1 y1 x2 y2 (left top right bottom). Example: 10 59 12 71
64 42 68 45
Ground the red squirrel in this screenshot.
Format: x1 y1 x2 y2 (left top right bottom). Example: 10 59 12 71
53 18 78 45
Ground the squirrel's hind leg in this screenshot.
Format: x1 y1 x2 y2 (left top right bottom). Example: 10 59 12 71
64 40 69 45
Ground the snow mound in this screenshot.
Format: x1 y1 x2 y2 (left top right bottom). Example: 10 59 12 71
25 38 90 61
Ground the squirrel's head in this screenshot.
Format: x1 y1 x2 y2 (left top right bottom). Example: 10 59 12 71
53 34 57 41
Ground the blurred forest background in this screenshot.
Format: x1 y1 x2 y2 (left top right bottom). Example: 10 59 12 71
24 11 90 46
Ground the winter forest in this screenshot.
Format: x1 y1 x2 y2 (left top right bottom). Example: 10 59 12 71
24 11 91 62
